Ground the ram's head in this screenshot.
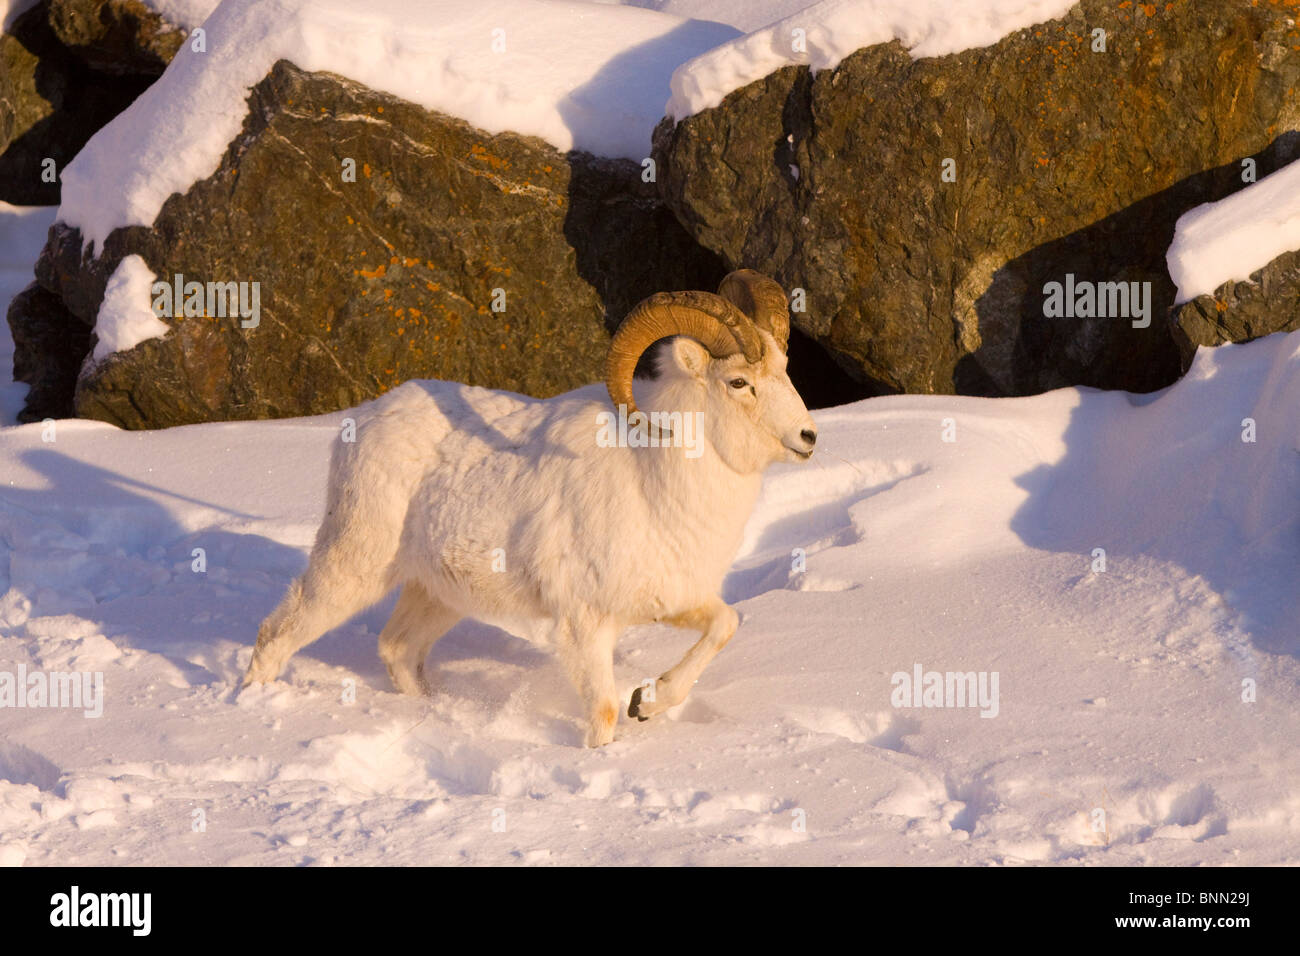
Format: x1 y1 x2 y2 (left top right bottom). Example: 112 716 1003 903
606 270 817 472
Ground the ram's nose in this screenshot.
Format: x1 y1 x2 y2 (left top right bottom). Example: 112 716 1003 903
786 424 817 460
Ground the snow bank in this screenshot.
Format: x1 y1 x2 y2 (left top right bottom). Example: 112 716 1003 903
0 326 1296 864
1167 158 1300 304
91 255 169 363
58 0 739 253
667 0 1078 119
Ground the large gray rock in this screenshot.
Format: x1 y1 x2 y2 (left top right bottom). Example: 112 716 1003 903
654 0 1300 396
23 60 726 428
1172 248 1300 360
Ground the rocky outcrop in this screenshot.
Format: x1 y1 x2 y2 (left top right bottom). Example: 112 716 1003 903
22 60 726 428
1171 250 1300 361
46 0 188 75
654 0 1300 396
0 0 178 204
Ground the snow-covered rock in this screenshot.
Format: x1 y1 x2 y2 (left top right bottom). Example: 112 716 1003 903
35 57 729 428
57 0 739 252
1168 158 1300 305
666 0 1077 119
653 0 1300 398
1166 158 1300 358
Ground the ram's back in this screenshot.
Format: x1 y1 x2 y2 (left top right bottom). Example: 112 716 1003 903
314 380 540 572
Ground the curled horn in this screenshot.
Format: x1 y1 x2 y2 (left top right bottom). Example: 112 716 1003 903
605 290 763 422
718 269 790 353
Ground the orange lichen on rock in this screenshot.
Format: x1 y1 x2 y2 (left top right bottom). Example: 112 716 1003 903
469 143 510 170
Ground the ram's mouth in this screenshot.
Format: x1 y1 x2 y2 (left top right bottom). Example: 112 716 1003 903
788 446 813 460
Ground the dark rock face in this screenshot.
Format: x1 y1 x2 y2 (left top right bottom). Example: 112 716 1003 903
6 281 89 420
654 0 1300 396
26 60 725 428
47 0 188 75
0 1 165 204
1172 249 1300 361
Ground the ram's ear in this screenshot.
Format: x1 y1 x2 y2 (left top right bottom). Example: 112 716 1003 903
668 336 711 379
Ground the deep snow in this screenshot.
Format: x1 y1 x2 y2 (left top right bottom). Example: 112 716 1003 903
1 202 1297 864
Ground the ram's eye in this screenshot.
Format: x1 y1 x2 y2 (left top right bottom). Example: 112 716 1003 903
729 378 749 390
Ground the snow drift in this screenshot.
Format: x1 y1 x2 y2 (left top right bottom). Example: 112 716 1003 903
0 315 1295 863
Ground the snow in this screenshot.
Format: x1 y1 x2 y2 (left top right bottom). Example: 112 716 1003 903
1 295 1296 862
91 256 169 364
140 0 220 28
666 0 1078 118
1167 158 1300 304
57 0 739 253
5 1 1298 864
614 0 819 32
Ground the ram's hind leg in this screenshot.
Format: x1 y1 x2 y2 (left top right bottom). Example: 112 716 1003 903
244 548 392 687
378 582 459 695
627 599 738 721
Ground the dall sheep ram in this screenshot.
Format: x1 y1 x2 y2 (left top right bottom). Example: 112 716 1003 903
243 270 817 746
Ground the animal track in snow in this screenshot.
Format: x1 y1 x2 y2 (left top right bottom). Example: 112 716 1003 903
787 708 919 753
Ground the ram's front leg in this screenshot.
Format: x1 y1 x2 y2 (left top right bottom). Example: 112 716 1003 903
555 617 622 747
628 599 739 721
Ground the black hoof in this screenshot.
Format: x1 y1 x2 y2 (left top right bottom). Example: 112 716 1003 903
628 686 649 722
